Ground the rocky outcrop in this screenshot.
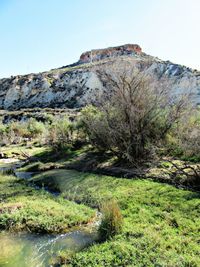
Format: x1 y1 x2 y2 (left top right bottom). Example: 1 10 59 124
0 70 104 110
79 44 142 63
0 44 200 110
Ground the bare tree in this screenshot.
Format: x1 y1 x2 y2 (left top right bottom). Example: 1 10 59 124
82 61 192 163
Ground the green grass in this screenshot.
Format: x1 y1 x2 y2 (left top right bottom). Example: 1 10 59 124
180 155 200 163
31 169 200 266
0 144 50 160
1 143 200 265
0 174 95 233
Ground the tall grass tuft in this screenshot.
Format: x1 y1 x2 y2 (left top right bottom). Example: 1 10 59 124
99 199 123 241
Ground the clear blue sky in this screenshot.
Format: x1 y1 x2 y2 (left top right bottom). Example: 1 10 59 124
0 0 199 78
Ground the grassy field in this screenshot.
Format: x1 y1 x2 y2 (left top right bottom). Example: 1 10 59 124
1 144 200 266
0 174 95 233
31 169 200 266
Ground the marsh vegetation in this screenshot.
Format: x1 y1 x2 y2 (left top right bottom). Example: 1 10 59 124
0 67 199 266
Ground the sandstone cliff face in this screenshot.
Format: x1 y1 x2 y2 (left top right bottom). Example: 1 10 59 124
0 44 200 110
79 44 142 63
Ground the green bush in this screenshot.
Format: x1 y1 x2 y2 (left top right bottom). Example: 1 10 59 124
46 117 73 151
81 105 110 152
0 122 6 136
27 118 46 138
167 109 200 161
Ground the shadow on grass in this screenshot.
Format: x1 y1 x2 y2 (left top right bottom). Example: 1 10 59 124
33 146 87 163
0 179 38 202
21 144 200 194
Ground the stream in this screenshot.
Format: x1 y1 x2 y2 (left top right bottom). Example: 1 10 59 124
0 231 98 267
0 158 100 267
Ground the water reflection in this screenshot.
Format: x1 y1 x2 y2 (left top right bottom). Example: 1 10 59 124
0 231 97 267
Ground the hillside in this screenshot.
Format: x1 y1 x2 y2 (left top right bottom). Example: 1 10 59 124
0 44 200 110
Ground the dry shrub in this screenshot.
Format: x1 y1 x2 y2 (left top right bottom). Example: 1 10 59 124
99 199 123 241
82 63 191 163
178 112 200 157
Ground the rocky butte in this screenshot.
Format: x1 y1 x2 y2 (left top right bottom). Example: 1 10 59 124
79 44 142 63
0 44 200 110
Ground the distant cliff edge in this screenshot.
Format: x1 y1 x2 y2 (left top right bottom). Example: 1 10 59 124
0 44 199 110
